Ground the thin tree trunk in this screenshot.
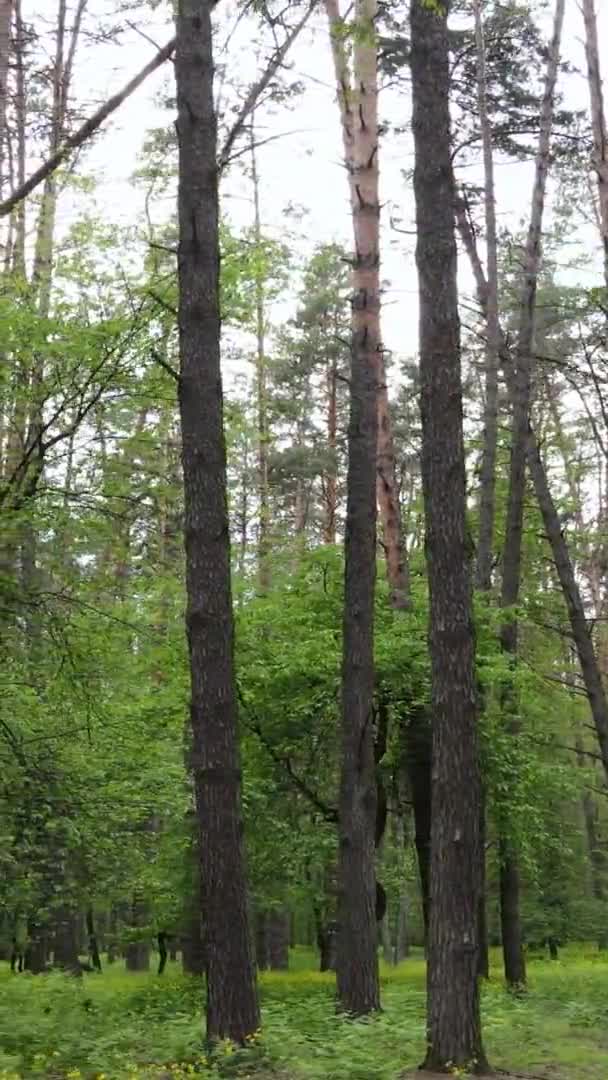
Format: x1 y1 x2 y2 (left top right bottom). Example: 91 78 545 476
53 908 81 975
335 0 381 1017
250 119 271 591
174 0 259 1043
582 0 608 286
410 0 487 1068
86 907 102 972
324 355 338 544
575 734 607 948
255 910 268 971
125 893 150 972
0 0 12 205
456 195 608 793
405 712 431 941
497 0 564 991
267 910 289 970
472 0 500 593
324 0 409 610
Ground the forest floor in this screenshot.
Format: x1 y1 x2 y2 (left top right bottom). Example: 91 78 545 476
0 947 607 1079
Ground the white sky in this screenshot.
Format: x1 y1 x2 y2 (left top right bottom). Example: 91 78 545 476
30 0 608 383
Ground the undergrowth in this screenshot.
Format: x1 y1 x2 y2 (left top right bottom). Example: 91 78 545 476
1 946 607 1079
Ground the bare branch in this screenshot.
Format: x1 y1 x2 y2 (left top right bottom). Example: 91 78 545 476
0 37 176 217
217 0 316 174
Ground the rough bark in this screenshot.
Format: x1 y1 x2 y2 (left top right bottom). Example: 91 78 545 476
324 0 409 609
174 0 259 1043
335 0 381 1017
582 0 608 286
410 0 487 1068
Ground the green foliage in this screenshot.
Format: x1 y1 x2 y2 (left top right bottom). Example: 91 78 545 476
3 951 608 1078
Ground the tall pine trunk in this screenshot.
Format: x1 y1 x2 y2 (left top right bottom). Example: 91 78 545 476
410 0 487 1068
324 0 409 610
174 0 259 1043
498 0 564 989
335 0 381 1017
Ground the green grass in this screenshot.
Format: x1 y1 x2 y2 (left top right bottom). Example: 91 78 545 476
1 947 607 1079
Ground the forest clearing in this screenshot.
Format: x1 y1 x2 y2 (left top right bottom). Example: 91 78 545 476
2 0 608 1075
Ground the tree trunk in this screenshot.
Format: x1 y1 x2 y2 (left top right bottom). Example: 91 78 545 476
410 0 487 1068
324 0 409 610
498 840 525 987
267 910 289 970
378 911 390 965
582 0 608 286
86 907 102 972
497 0 564 992
0 0 12 207
250 118 272 591
24 920 48 974
174 0 259 1043
477 801 489 979
324 356 338 544
575 732 607 948
472 0 500 594
125 892 150 972
335 0 381 1017
394 892 409 964
405 712 431 941
181 901 206 977
53 908 81 975
456 183 608 796
255 910 268 971
157 932 168 975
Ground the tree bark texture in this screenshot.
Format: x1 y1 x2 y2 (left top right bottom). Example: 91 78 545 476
324 0 409 609
410 0 487 1068
175 0 259 1043
335 0 381 1017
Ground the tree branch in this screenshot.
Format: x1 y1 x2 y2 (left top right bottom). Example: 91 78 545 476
0 38 176 217
217 0 316 173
